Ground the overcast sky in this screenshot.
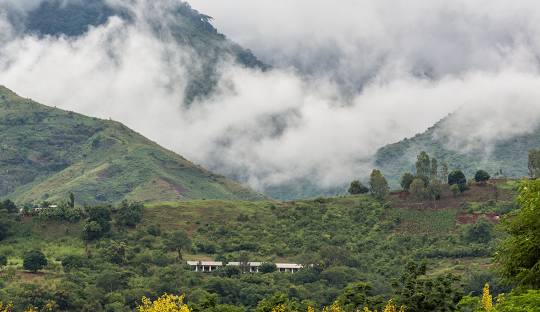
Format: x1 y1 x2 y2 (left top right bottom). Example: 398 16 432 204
1 0 540 192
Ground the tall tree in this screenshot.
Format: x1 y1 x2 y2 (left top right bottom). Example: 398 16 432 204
409 178 427 200
430 158 438 180
369 169 389 200
497 179 540 289
528 149 540 179
415 151 431 180
68 192 75 208
440 163 449 183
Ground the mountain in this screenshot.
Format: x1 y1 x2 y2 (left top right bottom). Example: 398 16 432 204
374 116 539 186
0 86 263 205
4 0 267 104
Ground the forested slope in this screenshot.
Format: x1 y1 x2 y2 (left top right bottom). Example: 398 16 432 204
0 86 262 205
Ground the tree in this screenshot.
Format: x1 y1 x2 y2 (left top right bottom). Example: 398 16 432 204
448 170 467 192
259 262 277 274
82 221 104 242
440 163 449 183
428 178 442 200
369 169 389 200
430 158 438 179
23 250 48 273
400 173 415 191
394 262 462 312
528 149 540 178
463 218 493 243
336 282 383 311
116 201 144 227
0 255 7 268
68 192 75 209
0 199 17 214
409 178 427 200
497 179 540 289
475 170 490 184
415 151 431 180
165 230 191 261
82 205 112 242
348 180 369 195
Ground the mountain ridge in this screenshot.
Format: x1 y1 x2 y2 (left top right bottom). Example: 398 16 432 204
0 85 263 205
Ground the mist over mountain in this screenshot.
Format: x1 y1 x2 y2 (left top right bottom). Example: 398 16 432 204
2 0 540 198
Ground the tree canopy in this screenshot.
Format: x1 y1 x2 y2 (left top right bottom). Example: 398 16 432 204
497 179 540 289
23 250 48 273
348 180 369 195
369 169 389 200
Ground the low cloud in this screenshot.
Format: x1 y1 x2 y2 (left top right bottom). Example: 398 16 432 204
1 0 540 195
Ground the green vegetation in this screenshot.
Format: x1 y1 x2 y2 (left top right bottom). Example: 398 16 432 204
22 250 48 273
0 86 262 205
347 181 369 195
375 118 540 187
497 179 540 289
0 179 516 311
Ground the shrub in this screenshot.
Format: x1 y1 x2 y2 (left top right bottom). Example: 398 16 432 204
449 170 467 192
400 173 415 191
23 250 48 273
475 170 491 184
259 262 277 274
348 180 369 195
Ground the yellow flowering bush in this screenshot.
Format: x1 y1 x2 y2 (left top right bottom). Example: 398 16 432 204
138 294 191 312
0 302 13 312
482 283 493 311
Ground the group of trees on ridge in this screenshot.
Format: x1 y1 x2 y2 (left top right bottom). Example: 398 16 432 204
349 151 498 200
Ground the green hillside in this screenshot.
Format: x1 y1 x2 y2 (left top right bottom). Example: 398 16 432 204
0 86 262 205
374 117 539 186
0 180 517 310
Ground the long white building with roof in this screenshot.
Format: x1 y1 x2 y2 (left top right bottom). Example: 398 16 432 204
186 261 303 273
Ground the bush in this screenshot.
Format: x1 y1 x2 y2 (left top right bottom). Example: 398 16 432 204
259 262 277 274
0 255 7 268
116 201 144 227
0 199 17 213
348 180 369 195
409 178 427 200
475 170 490 184
23 250 48 273
462 218 493 243
61 255 87 272
400 173 415 191
449 170 467 192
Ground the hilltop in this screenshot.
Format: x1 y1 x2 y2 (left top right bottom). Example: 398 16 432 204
0 86 262 205
374 117 540 186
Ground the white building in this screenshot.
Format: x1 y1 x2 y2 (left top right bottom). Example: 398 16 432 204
186 261 303 273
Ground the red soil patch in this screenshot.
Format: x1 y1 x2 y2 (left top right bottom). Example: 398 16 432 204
389 180 514 211
456 213 501 225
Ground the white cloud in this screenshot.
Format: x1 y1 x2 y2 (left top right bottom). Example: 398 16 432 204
1 0 540 195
